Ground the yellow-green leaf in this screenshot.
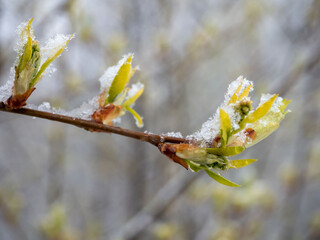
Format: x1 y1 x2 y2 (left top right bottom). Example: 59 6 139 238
244 105 288 148
228 79 243 104
205 169 240 187
107 54 133 103
17 36 32 75
176 146 209 163
30 34 74 88
123 85 144 107
126 106 143 128
235 94 278 134
16 19 34 75
113 88 129 105
229 159 257 168
238 84 252 100
205 146 245 156
220 108 231 147
279 99 291 113
245 94 278 124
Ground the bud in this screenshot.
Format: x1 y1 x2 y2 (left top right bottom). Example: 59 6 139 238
6 18 73 109
92 54 144 127
244 97 291 147
166 77 290 187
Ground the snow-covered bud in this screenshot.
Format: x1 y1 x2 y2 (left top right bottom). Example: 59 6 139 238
6 18 73 109
92 54 144 128
179 77 290 187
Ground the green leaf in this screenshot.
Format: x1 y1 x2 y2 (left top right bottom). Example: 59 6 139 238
205 146 245 156
107 54 133 103
229 159 257 168
30 44 41 79
219 108 231 147
123 85 144 107
17 36 33 75
126 106 143 128
113 88 129 105
205 169 241 187
30 34 73 88
176 146 208 163
187 161 203 173
17 18 34 74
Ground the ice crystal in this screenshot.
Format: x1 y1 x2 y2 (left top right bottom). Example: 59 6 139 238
164 132 184 138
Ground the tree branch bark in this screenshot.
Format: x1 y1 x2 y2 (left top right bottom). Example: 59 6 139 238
0 101 188 147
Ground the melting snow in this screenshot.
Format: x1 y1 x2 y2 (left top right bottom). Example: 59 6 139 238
163 132 184 138
98 53 133 93
14 19 35 55
224 76 253 105
126 82 144 99
0 68 15 102
26 96 99 120
41 34 74 60
188 76 254 146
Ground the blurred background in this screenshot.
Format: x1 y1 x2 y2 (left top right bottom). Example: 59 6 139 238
0 0 320 239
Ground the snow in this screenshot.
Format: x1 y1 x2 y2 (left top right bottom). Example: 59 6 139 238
134 115 144 128
126 82 144 100
99 53 134 93
221 104 241 131
67 96 99 119
258 93 274 106
27 96 99 120
163 132 184 138
187 110 220 145
41 34 74 60
0 67 14 102
14 19 35 55
271 96 284 113
258 93 283 113
144 130 155 135
224 76 253 104
187 76 254 146
37 101 51 111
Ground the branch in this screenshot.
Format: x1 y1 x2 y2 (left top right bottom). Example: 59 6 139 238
110 170 200 240
0 102 188 147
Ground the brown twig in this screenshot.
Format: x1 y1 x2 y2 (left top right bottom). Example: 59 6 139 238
0 101 188 147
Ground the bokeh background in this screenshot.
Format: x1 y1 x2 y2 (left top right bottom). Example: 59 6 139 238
0 0 320 239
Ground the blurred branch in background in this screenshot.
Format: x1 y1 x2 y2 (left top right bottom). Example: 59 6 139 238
110 170 199 240
276 45 320 96
280 53 320 240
